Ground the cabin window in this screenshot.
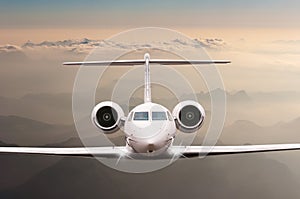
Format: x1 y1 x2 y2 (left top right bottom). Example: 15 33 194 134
133 112 149 121
152 111 167 121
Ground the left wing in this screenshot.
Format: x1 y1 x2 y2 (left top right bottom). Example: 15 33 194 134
170 144 300 158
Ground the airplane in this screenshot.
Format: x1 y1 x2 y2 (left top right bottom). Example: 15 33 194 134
1 53 300 159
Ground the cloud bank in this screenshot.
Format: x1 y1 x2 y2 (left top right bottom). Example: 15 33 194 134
0 37 228 56
0 44 22 53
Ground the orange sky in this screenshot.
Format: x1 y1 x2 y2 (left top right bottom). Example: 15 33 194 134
2 27 300 45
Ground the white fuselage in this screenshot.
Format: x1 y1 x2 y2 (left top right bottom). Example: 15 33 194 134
124 102 176 154
90 54 206 156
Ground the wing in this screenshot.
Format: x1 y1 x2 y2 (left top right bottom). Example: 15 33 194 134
170 144 300 158
63 59 231 66
0 146 128 158
1 144 298 159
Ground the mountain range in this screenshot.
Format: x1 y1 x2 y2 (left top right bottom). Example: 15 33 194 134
0 114 300 198
1 151 299 199
0 114 300 147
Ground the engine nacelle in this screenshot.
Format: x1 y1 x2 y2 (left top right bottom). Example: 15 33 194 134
172 100 205 133
91 101 124 134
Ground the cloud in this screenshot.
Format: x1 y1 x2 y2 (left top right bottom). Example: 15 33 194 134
0 44 22 53
271 40 300 45
23 38 95 48
16 37 227 55
193 38 227 49
0 44 27 62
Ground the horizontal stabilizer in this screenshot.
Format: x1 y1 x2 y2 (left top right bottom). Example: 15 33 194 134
63 59 231 66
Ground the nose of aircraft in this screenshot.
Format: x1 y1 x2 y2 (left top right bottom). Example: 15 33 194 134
124 103 176 154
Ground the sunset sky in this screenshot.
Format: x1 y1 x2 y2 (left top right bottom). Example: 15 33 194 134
1 0 300 42
1 0 300 28
1 0 300 95
2 2 300 197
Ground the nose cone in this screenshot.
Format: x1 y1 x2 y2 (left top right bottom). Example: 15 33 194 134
127 117 174 155
131 120 169 139
128 138 172 155
124 103 176 154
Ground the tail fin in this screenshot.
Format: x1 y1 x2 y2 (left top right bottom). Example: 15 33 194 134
63 54 230 103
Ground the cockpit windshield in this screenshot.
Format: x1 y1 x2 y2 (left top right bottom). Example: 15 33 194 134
133 112 149 121
152 111 167 121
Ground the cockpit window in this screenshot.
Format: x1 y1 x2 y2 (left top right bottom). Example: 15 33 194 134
167 111 173 121
128 112 134 121
134 112 149 121
152 111 167 121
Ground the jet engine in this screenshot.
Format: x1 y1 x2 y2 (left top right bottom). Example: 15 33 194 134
91 101 124 134
172 100 205 133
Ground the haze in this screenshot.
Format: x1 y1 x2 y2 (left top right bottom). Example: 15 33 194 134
1 0 300 198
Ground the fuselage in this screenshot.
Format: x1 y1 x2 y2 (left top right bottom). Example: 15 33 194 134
90 53 206 156
124 102 176 154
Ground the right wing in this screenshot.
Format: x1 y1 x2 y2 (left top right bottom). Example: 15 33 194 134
0 146 128 158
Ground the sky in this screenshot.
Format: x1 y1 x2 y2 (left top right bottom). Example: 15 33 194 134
0 1 300 96
1 0 300 28
2 2 300 195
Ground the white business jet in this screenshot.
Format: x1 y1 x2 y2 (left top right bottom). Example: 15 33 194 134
1 53 300 158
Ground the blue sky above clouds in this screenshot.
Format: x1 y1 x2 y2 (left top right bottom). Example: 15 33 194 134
1 0 300 28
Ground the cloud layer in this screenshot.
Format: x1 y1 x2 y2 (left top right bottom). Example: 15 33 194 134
0 44 22 53
0 37 228 56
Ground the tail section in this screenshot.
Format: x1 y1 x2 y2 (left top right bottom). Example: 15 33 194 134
63 54 231 103
144 53 151 103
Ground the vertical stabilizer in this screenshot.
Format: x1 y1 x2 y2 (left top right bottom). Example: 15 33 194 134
144 53 151 103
